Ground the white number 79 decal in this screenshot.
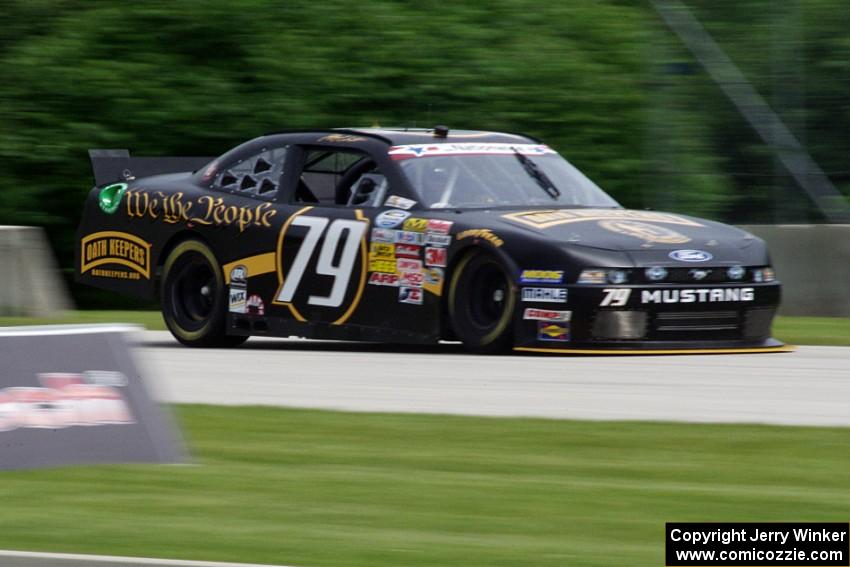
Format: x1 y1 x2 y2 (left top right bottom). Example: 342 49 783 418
276 216 367 307
600 288 631 307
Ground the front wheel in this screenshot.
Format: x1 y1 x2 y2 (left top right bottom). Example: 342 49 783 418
160 239 247 348
448 249 516 353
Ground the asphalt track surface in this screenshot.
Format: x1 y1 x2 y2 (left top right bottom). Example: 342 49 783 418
135 331 849 427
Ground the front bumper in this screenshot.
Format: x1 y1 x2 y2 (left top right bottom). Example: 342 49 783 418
514 282 786 353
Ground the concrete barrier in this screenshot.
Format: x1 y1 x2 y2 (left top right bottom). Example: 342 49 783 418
742 224 850 317
0 226 72 316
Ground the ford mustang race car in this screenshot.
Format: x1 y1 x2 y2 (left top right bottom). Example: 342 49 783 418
76 127 787 354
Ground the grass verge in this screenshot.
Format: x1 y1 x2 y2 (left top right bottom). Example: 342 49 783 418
0 406 848 567
0 310 166 330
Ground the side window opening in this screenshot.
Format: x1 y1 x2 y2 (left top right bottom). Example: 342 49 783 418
214 146 288 200
295 148 386 207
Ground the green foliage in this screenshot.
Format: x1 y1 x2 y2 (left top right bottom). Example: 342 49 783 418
0 0 848 276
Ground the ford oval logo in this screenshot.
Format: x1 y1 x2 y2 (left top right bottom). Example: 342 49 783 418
669 249 713 262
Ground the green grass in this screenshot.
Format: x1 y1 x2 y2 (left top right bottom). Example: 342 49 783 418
773 316 850 347
0 406 848 567
0 310 166 330
0 312 848 346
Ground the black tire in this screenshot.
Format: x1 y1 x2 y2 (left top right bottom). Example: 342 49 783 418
160 239 247 348
448 249 516 353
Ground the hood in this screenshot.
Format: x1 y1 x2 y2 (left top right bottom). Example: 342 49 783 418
495 208 764 265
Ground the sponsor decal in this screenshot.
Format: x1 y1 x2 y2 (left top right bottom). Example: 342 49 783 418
425 233 452 247
598 220 691 244
426 219 453 234
388 143 556 160
403 217 429 232
383 195 417 210
399 286 423 305
125 190 276 232
229 264 248 314
456 228 503 247
641 288 754 304
397 258 423 272
521 287 568 303
423 267 444 296
669 249 713 262
600 288 631 307
394 243 421 258
524 308 571 322
246 294 265 315
375 209 411 228
395 230 424 245
368 272 399 287
80 231 152 280
425 246 447 268
537 322 570 342
98 183 128 214
424 267 443 286
369 258 397 274
0 372 134 432
229 265 248 285
520 269 564 284
369 242 396 261
371 228 396 243
399 270 424 288
318 133 367 143
502 209 704 230
229 287 247 314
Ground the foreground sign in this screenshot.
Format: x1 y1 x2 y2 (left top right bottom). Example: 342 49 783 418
0 325 185 470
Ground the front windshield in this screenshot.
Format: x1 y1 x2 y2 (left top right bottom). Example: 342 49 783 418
391 143 620 209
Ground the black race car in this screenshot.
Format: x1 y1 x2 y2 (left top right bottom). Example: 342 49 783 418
76 127 787 354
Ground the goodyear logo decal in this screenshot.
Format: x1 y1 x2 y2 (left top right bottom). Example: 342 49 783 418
81 231 152 280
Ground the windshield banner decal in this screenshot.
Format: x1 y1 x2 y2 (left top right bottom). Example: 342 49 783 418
388 143 557 160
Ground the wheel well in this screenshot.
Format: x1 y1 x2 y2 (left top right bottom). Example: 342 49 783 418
440 248 478 339
155 231 212 292
441 246 500 339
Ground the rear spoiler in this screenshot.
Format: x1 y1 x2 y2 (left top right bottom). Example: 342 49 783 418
88 149 215 186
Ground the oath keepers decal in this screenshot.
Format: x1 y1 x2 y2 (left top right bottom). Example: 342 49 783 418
80 231 152 280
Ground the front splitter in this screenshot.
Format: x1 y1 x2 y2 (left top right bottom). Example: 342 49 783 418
513 344 795 355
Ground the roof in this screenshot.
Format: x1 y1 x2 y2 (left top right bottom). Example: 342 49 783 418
343 127 538 146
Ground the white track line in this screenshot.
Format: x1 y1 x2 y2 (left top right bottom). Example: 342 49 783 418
0 550 294 567
0 324 142 337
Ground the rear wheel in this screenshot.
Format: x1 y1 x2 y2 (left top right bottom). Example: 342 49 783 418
448 249 516 353
161 240 247 348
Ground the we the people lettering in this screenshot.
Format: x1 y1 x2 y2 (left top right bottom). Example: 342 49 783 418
126 190 276 232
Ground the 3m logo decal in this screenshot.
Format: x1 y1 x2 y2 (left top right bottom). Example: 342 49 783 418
80 231 152 280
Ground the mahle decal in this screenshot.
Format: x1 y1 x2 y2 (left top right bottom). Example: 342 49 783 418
81 231 152 280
